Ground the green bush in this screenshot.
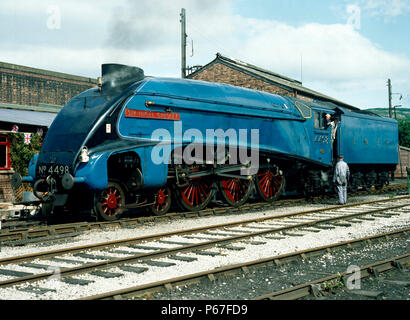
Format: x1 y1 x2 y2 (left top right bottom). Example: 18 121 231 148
7 133 42 176
398 120 410 148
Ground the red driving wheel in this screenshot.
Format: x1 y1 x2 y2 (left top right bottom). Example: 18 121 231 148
177 177 215 211
256 168 285 202
95 182 125 221
218 176 253 207
151 186 172 216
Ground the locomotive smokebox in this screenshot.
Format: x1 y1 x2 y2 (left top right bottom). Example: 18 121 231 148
101 63 144 94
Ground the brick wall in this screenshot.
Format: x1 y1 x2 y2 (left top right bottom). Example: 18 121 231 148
295 93 314 102
190 62 293 96
0 61 98 203
0 62 97 106
0 171 14 202
189 62 316 105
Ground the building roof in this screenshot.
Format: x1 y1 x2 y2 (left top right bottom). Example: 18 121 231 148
0 103 59 127
187 53 360 111
0 61 97 85
0 102 62 114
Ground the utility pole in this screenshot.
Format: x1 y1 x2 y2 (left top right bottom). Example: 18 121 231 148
387 78 392 118
180 8 187 78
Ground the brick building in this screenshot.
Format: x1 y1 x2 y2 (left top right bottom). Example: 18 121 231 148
0 61 97 202
187 53 356 109
0 61 97 106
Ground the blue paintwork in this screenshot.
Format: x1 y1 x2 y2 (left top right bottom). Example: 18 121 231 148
30 76 399 194
304 106 333 165
133 145 169 188
337 107 398 164
36 88 124 174
75 152 109 190
27 153 39 180
116 78 314 182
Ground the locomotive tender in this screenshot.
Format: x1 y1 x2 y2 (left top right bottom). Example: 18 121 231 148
12 64 399 221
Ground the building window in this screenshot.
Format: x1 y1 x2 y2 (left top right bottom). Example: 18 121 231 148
0 135 11 170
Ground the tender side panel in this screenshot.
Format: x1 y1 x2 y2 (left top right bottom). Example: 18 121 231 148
339 115 398 164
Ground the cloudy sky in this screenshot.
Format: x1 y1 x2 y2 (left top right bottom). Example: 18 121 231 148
1 0 409 109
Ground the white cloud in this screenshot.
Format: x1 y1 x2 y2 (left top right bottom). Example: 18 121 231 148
0 0 409 108
359 0 410 17
196 15 410 107
236 21 410 84
0 46 180 78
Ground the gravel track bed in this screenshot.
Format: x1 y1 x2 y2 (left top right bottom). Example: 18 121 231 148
0 194 408 300
150 237 410 300
0 194 400 258
303 268 410 300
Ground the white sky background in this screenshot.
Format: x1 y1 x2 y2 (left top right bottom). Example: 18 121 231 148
0 0 409 109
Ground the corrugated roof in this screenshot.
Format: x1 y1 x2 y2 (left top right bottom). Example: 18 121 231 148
0 102 62 113
0 108 57 127
217 54 303 85
0 61 97 85
188 53 359 111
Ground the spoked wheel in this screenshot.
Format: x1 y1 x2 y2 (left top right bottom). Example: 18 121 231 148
256 167 285 202
218 176 253 207
151 186 172 216
95 182 125 221
177 177 215 211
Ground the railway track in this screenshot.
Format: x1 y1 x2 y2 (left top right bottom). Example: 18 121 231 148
80 228 410 300
253 253 410 300
0 196 409 299
1 183 407 246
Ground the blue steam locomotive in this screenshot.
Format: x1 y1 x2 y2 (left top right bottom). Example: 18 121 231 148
12 64 398 221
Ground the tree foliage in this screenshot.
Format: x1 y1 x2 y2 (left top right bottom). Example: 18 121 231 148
398 120 410 148
7 133 42 176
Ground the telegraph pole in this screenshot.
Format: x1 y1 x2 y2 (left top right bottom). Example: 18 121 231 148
387 78 392 118
180 8 187 78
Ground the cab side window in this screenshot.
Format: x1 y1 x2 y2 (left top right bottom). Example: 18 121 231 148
314 111 328 130
314 111 321 129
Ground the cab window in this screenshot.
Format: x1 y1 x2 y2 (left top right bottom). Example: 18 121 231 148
314 111 328 130
314 111 321 129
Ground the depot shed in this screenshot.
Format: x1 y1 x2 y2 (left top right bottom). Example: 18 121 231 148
0 61 97 203
395 146 410 178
